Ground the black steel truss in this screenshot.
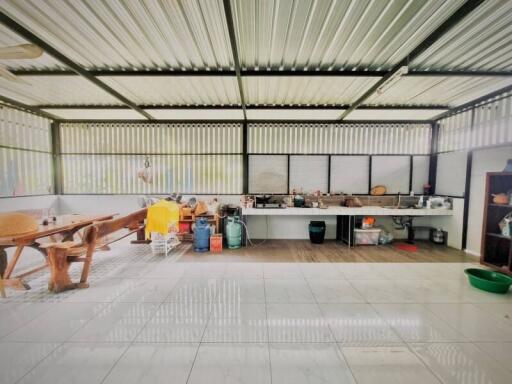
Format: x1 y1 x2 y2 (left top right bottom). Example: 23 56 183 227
33 104 450 110
0 95 59 120
222 0 247 121
10 69 512 77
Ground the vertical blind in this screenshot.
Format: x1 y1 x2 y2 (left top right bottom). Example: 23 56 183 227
438 92 512 153
59 123 243 194
248 123 431 154
0 106 53 197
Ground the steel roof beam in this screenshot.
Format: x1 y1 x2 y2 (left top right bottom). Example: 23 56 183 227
36 104 450 110
0 12 154 120
10 69 512 77
338 0 486 120
0 95 60 120
433 82 512 121
222 0 247 120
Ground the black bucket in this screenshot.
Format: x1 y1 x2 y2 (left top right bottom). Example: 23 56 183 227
309 221 326 244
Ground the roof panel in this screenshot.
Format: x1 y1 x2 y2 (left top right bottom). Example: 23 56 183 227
346 108 447 121
412 0 512 71
0 24 64 70
42 108 142 120
243 76 379 105
148 109 244 120
0 0 233 70
246 109 343 120
0 76 122 105
232 0 465 71
367 76 512 107
100 76 241 106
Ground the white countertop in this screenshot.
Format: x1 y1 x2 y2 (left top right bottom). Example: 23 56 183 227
242 206 453 216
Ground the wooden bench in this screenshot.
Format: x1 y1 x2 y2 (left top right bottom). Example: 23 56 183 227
41 208 147 293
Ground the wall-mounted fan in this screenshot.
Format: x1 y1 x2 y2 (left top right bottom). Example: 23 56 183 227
0 44 43 83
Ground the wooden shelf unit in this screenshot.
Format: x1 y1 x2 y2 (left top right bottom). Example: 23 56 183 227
481 172 512 274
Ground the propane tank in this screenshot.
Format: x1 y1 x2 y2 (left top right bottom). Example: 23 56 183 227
226 216 242 249
194 217 210 252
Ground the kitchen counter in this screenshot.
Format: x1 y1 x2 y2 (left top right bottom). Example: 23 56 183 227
242 206 453 216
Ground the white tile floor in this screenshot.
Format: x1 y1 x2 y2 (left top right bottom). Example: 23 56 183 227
1 242 512 384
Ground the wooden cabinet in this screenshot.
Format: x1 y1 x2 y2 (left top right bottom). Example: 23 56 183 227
481 172 512 274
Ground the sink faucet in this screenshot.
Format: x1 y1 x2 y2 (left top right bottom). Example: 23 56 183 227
397 193 401 209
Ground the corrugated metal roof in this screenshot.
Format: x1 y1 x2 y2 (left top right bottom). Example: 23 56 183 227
0 0 233 70
231 0 464 71
41 108 142 120
412 0 512 71
243 76 379 105
100 76 240 106
0 24 64 70
345 108 448 121
0 76 121 105
367 76 512 107
246 109 343 120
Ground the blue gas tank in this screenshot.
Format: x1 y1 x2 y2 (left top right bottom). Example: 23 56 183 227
194 217 211 252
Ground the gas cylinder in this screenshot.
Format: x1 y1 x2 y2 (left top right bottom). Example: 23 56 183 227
194 217 210 252
226 216 242 249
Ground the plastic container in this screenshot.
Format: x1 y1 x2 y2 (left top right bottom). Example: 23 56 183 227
354 228 381 245
464 268 512 294
309 221 326 244
150 232 180 255
210 234 223 253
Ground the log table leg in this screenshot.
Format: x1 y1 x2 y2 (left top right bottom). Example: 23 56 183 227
0 248 6 298
47 248 76 293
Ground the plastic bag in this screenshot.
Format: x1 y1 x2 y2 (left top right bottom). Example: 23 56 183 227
499 212 512 237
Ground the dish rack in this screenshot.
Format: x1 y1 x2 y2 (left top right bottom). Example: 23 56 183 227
150 232 180 255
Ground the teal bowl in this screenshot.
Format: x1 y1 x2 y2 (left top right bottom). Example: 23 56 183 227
464 268 512 294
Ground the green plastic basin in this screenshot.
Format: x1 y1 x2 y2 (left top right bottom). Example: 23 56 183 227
464 268 512 294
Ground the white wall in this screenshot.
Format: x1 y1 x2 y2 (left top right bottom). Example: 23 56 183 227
466 145 512 256
57 195 241 216
0 195 58 213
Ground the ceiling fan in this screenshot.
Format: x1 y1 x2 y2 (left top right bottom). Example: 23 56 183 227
0 43 43 83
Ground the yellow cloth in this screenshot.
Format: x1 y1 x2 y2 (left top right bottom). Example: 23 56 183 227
145 200 180 239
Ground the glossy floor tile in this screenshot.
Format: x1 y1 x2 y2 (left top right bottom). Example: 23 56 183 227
136 302 211 342
320 303 402 345
4 302 103 342
2 247 512 384
0 342 59 384
103 343 198 384
264 279 316 303
474 342 512 373
267 303 334 342
424 303 512 341
307 279 365 303
372 303 468 342
69 302 158 342
270 343 356 384
188 343 271 384
17 343 128 384
411 342 512 384
342 346 441 384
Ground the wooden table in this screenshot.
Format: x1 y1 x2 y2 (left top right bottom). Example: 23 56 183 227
0 214 114 290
